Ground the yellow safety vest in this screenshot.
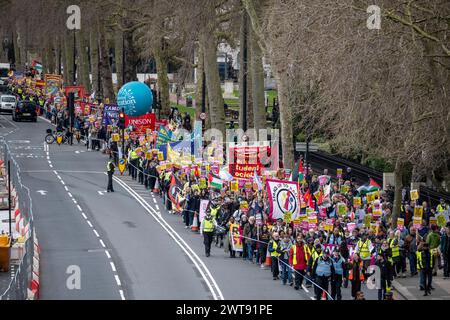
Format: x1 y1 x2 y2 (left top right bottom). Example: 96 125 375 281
130 151 139 160
106 162 115 172
292 244 309 265
437 204 448 213
388 238 399 258
416 250 433 270
270 240 281 257
18 88 23 94
211 207 219 218
357 239 371 259
203 218 214 233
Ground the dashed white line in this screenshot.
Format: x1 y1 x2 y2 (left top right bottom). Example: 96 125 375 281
60 180 65 185
155 205 160 210
57 175 62 180
81 213 87 220
87 220 93 228
99 239 106 248
72 199 77 204
105 250 111 259
64 186 69 192
119 290 125 300
114 275 122 286
93 229 100 237
153 198 157 204
49 164 53 168
310 296 315 300
76 205 82 212
110 262 116 272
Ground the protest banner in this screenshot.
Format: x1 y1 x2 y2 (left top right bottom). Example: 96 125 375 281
125 113 156 134
230 180 239 192
230 223 243 252
410 189 419 201
347 223 356 233
293 217 301 230
414 206 423 219
413 217 422 229
199 200 209 222
266 179 300 220
353 197 361 207
102 104 121 126
228 146 269 179
397 218 405 230
337 202 347 216
44 74 62 96
436 213 447 228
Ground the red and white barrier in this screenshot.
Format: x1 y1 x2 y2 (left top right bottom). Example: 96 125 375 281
28 229 40 300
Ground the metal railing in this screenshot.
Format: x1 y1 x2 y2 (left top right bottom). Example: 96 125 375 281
0 140 35 300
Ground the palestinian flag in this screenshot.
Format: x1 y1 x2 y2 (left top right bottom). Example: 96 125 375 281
357 178 381 195
208 174 223 189
298 159 305 184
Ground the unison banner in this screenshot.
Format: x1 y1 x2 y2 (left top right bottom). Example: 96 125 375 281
266 179 300 220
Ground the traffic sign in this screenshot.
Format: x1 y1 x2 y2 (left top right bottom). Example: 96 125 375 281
295 142 319 152
199 113 207 120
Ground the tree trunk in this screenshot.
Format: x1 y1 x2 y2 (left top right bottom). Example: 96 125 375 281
64 31 75 86
114 30 124 89
13 29 21 68
195 45 205 120
46 40 55 74
77 29 91 93
90 30 100 96
123 30 138 83
154 44 170 117
392 160 405 229
250 26 266 134
200 31 226 138
98 25 114 101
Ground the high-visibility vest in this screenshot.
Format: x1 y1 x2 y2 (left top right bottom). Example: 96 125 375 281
270 240 281 257
130 151 139 160
378 248 393 264
388 238 399 258
437 204 448 213
416 250 433 270
211 207 219 218
18 88 23 94
357 239 371 259
203 218 214 232
106 162 115 172
311 247 321 261
349 261 364 281
292 244 309 265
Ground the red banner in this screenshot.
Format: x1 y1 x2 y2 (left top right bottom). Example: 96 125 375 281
64 86 86 100
125 113 156 134
228 146 269 178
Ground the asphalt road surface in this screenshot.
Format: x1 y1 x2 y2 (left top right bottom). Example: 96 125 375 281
0 113 379 300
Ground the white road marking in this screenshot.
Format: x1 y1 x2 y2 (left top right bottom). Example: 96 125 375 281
110 262 116 272
49 164 53 168
64 185 69 191
76 205 82 212
57 175 62 180
87 221 93 228
114 275 121 286
155 205 159 210
67 192 72 197
119 290 125 300
310 296 315 300
113 176 224 300
93 229 100 237
99 239 106 248
36 190 47 196
81 213 87 220
153 198 157 204
105 250 111 259
60 180 65 185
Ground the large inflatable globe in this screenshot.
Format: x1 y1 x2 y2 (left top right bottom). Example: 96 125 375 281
117 81 153 117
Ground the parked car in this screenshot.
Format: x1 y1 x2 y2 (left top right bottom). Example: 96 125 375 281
12 101 37 122
0 95 17 113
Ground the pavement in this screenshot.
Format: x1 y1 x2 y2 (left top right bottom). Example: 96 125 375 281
393 269 450 300
0 112 387 300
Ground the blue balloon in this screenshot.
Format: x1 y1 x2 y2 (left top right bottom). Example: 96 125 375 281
117 81 153 117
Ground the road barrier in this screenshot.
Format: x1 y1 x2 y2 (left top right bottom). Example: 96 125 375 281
0 141 39 300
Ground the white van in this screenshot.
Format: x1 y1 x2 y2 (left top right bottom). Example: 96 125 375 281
0 95 17 113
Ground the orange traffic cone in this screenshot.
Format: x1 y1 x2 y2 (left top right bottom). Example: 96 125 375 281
153 179 160 193
265 248 272 267
191 213 199 232
322 291 327 300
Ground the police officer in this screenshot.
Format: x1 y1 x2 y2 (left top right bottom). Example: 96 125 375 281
200 211 217 257
331 248 346 300
312 249 335 300
107 160 116 192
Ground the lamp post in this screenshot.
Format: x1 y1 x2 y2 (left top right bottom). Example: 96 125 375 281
73 30 76 85
242 12 248 133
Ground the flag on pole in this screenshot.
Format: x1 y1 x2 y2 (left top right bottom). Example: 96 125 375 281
209 176 223 189
253 168 262 190
298 159 305 183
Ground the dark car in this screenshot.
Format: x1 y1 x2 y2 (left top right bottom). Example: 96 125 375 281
12 101 37 122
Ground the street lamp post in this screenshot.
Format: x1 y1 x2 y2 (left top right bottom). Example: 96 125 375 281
73 30 76 85
242 12 248 133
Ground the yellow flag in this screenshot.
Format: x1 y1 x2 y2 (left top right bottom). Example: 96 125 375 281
167 144 180 163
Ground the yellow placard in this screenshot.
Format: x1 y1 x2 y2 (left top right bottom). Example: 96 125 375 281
112 133 120 142
298 214 307 222
124 134 130 141
145 152 152 160
364 214 372 228
413 216 422 226
372 209 382 220
370 222 379 234
324 223 334 232
410 189 419 201
429 217 437 226
414 206 423 219
284 212 292 224
306 207 314 215
397 218 404 229
158 152 164 161
230 181 239 192
436 214 446 227
366 192 375 203
337 202 347 216
353 197 361 207
199 178 207 189
340 185 349 194
56 135 63 145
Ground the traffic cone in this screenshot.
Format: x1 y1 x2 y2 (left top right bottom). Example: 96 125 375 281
191 213 199 232
322 291 327 300
153 179 160 193
265 248 272 267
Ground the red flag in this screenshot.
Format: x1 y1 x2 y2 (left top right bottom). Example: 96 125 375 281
304 190 315 208
369 178 380 189
298 160 304 173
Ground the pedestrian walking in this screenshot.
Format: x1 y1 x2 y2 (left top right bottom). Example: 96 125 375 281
312 249 335 300
440 222 450 279
331 248 346 300
417 242 434 296
106 160 116 192
268 232 282 280
200 211 217 257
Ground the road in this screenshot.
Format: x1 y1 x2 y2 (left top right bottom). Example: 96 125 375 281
0 113 379 300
